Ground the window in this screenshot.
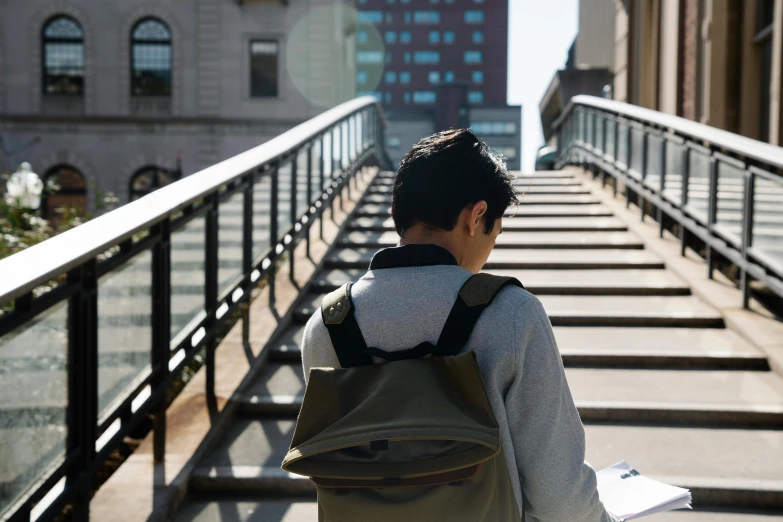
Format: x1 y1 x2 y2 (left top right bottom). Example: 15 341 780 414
428 71 440 84
400 31 412 44
473 31 484 44
250 40 279 97
387 135 402 148
430 0 441 3
404 52 411 64
414 11 441 24
472 71 484 84
387 0 396 3
468 90 484 104
358 90 382 101
404 91 411 104
131 18 172 96
357 71 368 84
358 51 384 63
130 166 175 201
497 147 517 159
444 31 455 44
473 0 485 3
471 121 518 135
464 50 483 64
402 0 411 3
384 92 392 104
429 31 440 44
444 71 455 83
43 165 86 219
358 31 369 44
405 12 411 24
400 71 411 84
413 91 436 104
414 51 440 64
465 10 485 23
358 11 383 23
385 31 397 44
385 71 397 84
42 16 85 96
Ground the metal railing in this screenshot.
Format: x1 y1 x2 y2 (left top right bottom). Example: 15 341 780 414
0 97 387 522
554 95 783 307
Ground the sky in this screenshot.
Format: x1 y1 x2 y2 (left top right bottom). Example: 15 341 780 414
507 0 579 172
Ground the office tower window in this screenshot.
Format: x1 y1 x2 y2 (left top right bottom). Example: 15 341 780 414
387 0 396 3
471 122 518 135
400 71 412 84
443 31 456 44
464 50 483 64
402 0 411 3
385 31 397 44
385 71 397 84
249 40 279 97
445 0 454 3
414 11 441 24
358 31 369 44
358 51 384 63
473 31 484 44
131 18 173 96
358 11 383 23
400 31 412 44
472 71 484 84
385 92 392 104
497 147 517 159
414 51 440 64
413 91 437 104
405 12 411 24
465 10 485 23
428 71 440 84
429 31 440 44
387 135 402 148
357 71 369 84
404 51 411 64
404 92 411 104
468 90 484 104
430 0 441 3
444 71 455 83
474 0 485 3
42 16 85 96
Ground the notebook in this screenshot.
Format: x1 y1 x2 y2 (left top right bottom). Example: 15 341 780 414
597 461 692 520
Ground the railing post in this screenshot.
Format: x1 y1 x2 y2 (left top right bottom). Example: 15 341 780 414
613 117 619 197
625 124 633 208
680 146 690 256
658 138 667 237
640 131 648 221
151 219 171 463
319 135 325 240
306 143 313 259
705 157 719 279
741 170 755 308
205 195 219 403
269 165 279 308
290 153 298 285
242 173 254 346
66 259 98 522
337 122 344 211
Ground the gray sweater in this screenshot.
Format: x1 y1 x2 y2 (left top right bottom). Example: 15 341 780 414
301 252 618 521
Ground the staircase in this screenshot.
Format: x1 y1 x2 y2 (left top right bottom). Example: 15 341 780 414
170 168 783 522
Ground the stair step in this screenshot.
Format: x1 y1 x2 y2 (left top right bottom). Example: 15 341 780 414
338 231 644 250
354 203 615 218
367 185 591 195
361 193 603 206
187 418 783 509
347 216 629 232
324 248 665 270
370 177 584 187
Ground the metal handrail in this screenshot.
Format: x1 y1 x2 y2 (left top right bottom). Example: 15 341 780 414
553 95 783 307
0 96 387 522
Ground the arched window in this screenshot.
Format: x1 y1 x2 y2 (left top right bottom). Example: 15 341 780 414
131 18 172 96
42 16 85 96
130 166 174 200
43 165 87 218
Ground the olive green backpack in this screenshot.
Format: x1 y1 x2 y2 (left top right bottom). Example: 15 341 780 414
281 273 523 522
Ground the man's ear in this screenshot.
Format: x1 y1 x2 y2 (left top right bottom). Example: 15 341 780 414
467 201 488 237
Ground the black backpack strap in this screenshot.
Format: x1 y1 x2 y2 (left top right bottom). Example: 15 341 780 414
434 274 524 356
321 283 373 368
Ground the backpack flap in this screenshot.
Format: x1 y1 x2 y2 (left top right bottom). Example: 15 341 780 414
281 351 501 482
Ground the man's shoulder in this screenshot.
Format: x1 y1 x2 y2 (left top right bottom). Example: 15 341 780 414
490 279 538 311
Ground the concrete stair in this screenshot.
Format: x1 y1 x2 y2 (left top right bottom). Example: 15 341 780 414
169 168 783 520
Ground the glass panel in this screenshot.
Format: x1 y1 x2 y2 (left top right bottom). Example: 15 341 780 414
585 112 594 147
644 134 663 190
577 110 585 142
595 115 604 153
219 192 244 292
629 127 644 179
685 149 710 222
0 302 68 516
98 252 152 415
605 119 615 160
617 122 628 168
296 148 309 221
323 133 333 181
715 161 745 243
277 161 293 239
310 140 322 204
753 175 783 269
663 141 685 204
171 216 205 339
252 174 272 260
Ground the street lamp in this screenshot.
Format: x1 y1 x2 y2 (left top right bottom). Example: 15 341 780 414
5 162 43 211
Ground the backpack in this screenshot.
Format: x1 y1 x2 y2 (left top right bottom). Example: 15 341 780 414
281 273 524 522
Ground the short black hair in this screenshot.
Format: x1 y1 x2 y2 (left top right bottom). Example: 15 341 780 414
392 128 518 236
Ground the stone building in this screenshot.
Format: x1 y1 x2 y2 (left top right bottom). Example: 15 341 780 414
0 0 356 213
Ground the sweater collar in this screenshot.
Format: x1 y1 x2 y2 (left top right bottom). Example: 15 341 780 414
369 244 459 270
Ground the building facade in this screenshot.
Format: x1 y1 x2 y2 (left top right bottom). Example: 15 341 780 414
613 0 783 145
354 0 521 170
0 0 355 213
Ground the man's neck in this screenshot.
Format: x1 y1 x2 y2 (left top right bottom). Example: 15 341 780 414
399 225 464 266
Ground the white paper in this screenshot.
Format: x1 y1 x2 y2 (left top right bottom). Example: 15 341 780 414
597 461 692 521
